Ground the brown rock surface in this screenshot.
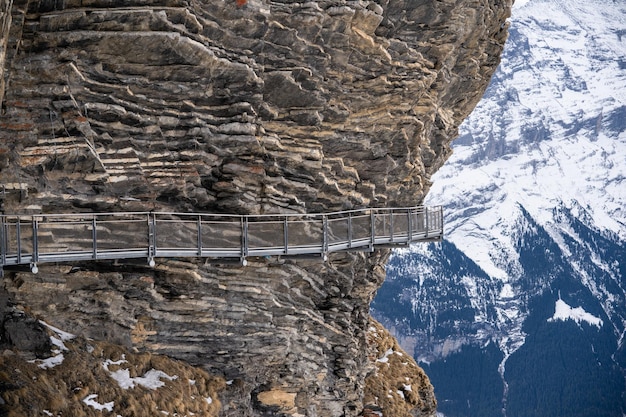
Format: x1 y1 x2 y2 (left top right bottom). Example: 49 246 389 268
0 0 511 416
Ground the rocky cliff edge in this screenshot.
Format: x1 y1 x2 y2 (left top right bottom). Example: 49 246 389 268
0 0 511 416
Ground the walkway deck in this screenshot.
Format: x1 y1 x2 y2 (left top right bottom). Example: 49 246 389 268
0 206 443 273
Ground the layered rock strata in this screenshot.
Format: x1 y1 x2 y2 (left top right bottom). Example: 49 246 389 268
0 0 511 416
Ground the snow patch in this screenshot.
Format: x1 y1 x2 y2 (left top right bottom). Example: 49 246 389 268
513 0 532 8
376 348 394 363
376 348 402 364
548 298 603 329
35 353 65 369
82 394 114 412
28 321 76 369
103 356 178 390
500 283 515 299
39 321 76 343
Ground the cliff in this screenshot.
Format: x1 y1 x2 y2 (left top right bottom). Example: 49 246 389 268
0 0 511 416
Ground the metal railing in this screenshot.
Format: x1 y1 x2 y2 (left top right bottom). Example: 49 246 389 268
0 206 442 272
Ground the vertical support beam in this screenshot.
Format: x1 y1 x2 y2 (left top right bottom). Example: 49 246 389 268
425 207 429 239
241 217 249 259
437 206 443 237
389 211 394 243
407 208 412 243
92 217 98 260
16 217 21 264
284 217 289 255
370 210 376 250
1 216 6 267
148 213 157 266
32 216 39 264
347 212 353 248
197 215 202 256
322 215 328 255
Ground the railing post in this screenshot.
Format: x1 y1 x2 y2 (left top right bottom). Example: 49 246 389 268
241 217 249 260
407 208 412 243
92 217 98 260
197 215 203 256
32 216 39 264
347 212 353 249
16 217 21 264
389 210 394 243
370 210 376 249
1 216 6 267
322 215 328 255
284 217 289 255
148 213 156 266
425 207 429 239
437 206 443 237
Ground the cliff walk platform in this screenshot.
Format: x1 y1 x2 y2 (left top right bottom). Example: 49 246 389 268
0 206 443 274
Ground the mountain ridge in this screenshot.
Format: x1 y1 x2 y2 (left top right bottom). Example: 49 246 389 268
373 0 626 415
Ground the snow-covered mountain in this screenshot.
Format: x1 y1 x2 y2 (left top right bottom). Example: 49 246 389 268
373 0 626 416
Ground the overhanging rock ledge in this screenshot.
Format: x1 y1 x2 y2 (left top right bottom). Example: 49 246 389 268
0 0 511 416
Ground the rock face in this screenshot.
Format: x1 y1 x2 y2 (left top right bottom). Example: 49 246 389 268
0 0 511 416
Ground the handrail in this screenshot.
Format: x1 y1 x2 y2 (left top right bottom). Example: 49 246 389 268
0 206 443 273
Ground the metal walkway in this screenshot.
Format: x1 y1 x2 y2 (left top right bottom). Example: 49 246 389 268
0 206 443 273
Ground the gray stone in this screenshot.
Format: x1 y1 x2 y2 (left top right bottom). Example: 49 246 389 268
3 314 51 356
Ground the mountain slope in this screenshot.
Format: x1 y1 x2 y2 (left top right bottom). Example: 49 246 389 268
373 0 626 416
